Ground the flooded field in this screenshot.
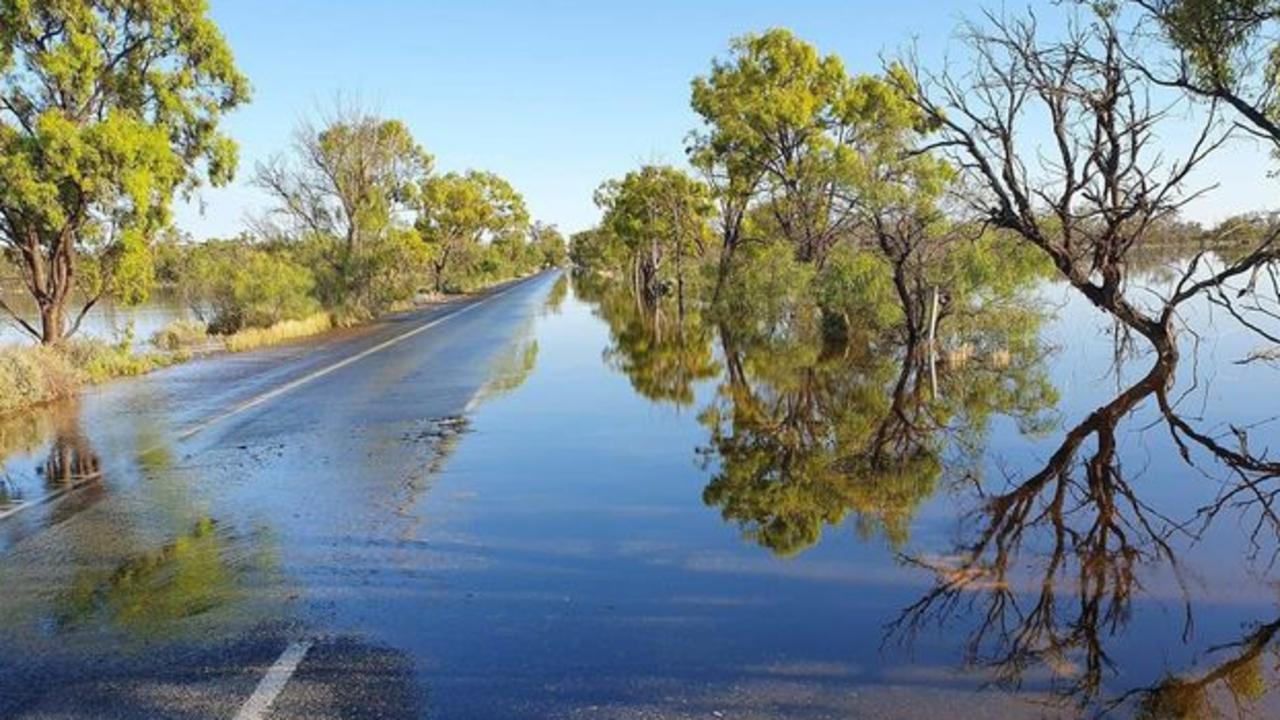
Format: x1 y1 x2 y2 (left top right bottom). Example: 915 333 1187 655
1 270 1278 717
0 288 193 348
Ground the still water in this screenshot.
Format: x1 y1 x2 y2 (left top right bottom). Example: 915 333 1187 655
0 270 1278 717
0 288 191 347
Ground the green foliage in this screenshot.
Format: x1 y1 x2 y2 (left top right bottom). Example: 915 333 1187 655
814 245 904 336
530 222 569 268
256 110 433 315
416 170 533 292
569 226 627 272
0 0 250 343
713 240 815 339
1149 0 1280 90
173 240 318 334
689 31 938 265
313 227 433 321
594 164 714 301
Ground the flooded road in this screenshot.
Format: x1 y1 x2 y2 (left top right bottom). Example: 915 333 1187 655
2 269 1280 718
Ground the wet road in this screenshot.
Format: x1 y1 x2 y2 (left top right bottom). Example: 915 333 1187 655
0 272 558 719
6 268 1279 718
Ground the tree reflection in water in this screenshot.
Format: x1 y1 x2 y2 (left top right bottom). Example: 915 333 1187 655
888 351 1280 715
703 319 1056 554
576 265 1280 716
42 411 102 490
577 268 1057 555
577 271 720 408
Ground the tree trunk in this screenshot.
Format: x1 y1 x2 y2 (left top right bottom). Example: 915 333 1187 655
40 301 65 345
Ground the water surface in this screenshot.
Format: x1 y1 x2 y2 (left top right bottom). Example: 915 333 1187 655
1 270 1279 718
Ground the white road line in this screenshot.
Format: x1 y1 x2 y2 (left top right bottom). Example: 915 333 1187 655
0 276 538 525
0 474 98 521
233 640 313 720
175 279 523 440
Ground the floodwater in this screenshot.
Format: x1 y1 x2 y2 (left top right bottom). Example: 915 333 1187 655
1 269 1279 718
0 287 192 347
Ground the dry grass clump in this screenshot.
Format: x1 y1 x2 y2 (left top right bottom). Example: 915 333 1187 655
0 345 80 416
150 319 210 352
0 338 188 418
221 313 332 353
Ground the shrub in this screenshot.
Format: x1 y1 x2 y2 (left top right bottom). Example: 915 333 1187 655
176 241 319 335
714 241 815 334
814 245 904 338
0 345 79 416
301 230 431 322
150 319 210 352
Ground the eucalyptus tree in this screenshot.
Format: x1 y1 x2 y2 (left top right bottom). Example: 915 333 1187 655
834 67 960 344
593 165 713 307
0 0 250 343
689 29 864 268
529 221 568 269
415 170 529 293
255 109 432 314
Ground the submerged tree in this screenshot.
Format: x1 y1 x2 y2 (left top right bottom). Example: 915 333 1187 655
593 165 713 308
898 9 1280 361
0 0 250 343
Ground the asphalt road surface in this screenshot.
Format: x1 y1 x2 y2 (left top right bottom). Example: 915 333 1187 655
0 272 559 720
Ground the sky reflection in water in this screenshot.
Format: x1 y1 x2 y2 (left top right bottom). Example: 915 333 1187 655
1 270 1279 717
409 269 1280 717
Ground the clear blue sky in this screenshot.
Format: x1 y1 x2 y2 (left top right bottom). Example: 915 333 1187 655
174 0 1277 239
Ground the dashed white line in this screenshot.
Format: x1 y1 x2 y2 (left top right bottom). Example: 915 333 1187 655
233 640 313 720
0 276 538 524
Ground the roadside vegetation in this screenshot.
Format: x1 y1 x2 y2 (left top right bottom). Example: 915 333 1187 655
0 1 566 418
572 16 1280 364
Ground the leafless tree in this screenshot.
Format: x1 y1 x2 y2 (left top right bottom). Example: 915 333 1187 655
896 9 1280 362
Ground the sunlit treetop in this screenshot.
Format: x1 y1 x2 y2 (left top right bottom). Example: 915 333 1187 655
593 165 712 252
417 170 530 246
0 0 251 335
